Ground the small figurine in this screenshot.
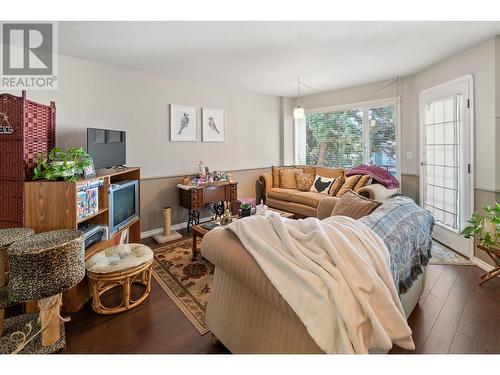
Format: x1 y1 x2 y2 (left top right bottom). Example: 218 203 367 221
219 202 233 225
198 161 204 177
205 166 210 176
256 199 268 216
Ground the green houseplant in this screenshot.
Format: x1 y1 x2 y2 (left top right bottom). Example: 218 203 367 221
33 147 93 182
240 202 252 218
461 203 500 249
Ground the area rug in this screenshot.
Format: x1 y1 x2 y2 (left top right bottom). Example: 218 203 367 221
429 241 474 265
152 237 214 335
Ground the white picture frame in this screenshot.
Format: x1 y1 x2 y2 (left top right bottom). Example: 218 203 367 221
202 108 226 142
170 104 198 142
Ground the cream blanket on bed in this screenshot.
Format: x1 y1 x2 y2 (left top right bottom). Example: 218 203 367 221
227 213 415 354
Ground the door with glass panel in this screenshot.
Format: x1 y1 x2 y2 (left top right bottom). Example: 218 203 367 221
419 76 473 257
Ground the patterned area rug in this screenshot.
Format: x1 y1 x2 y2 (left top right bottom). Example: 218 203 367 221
152 237 214 335
429 241 474 265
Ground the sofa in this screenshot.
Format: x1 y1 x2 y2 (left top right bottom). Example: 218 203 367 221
258 165 399 219
201 195 433 353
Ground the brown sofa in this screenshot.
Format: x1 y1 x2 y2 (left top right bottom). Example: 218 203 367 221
258 165 399 219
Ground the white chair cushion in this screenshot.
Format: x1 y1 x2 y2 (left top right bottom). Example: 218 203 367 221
85 243 153 274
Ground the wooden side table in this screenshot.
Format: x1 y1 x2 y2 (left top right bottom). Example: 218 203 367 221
476 244 500 285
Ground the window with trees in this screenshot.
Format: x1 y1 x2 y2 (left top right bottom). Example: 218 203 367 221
295 99 399 177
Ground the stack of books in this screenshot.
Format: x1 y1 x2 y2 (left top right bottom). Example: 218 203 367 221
77 179 104 220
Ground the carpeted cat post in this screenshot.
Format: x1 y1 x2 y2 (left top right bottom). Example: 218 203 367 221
0 228 35 337
0 229 85 354
153 207 182 244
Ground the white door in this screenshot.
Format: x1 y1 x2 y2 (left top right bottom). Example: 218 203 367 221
419 75 474 258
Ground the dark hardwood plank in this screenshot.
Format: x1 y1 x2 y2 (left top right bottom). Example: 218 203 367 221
400 265 461 352
449 332 478 354
475 274 500 354
420 266 476 353
419 264 445 305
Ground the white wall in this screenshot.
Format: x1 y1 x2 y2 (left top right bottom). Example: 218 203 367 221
13 55 281 178
413 37 497 192
495 36 500 191
280 97 295 165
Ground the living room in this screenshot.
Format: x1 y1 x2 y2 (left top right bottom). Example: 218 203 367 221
1 1 499 372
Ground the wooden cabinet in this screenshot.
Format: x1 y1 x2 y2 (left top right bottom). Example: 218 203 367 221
24 167 141 312
178 182 238 231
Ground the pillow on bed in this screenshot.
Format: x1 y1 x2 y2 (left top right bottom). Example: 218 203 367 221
330 190 381 219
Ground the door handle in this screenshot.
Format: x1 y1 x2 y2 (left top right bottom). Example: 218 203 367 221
420 162 426 166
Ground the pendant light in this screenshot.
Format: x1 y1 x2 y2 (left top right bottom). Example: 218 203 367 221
293 77 305 120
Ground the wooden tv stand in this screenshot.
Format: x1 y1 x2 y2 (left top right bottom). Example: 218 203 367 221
24 167 141 312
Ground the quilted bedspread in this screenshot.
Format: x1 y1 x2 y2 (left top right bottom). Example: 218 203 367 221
359 196 434 294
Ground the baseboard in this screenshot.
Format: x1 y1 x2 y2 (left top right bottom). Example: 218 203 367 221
141 218 214 239
472 256 495 273
141 222 185 239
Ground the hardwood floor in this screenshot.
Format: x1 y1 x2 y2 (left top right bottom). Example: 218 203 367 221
390 264 500 354
63 235 500 354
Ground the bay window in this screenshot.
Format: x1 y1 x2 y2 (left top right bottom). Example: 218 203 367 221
295 99 400 177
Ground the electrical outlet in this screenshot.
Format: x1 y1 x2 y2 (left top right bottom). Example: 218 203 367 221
406 152 413 160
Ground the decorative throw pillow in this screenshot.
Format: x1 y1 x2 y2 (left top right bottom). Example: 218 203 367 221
279 168 303 189
296 172 315 191
271 166 294 187
354 175 372 192
329 175 345 196
296 165 317 176
316 167 344 179
330 190 382 220
336 174 362 197
310 175 335 194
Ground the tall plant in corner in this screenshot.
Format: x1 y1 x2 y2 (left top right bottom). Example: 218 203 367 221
33 147 93 182
461 203 500 249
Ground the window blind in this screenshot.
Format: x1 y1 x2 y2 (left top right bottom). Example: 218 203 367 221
295 101 398 176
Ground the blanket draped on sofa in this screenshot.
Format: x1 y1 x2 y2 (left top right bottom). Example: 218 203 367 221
359 196 434 294
226 214 415 354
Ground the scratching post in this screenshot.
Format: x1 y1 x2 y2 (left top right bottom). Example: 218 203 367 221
0 228 35 337
153 207 182 244
39 294 62 346
2 229 85 353
164 206 172 236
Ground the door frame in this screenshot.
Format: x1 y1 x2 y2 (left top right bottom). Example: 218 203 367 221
418 74 475 258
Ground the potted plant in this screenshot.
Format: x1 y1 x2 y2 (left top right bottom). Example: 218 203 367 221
33 147 93 182
240 202 252 218
461 203 500 249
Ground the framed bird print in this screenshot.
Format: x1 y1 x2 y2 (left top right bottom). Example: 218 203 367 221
170 104 198 142
202 108 226 142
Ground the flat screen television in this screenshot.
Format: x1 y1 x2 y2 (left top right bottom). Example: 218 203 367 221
87 128 126 169
109 180 139 234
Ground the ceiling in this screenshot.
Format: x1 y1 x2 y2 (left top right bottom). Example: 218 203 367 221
59 21 500 97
